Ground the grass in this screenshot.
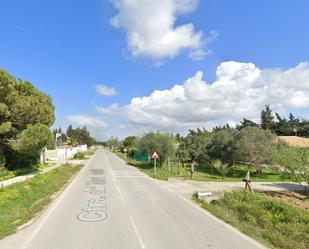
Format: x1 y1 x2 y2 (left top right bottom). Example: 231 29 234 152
73 149 96 160
116 152 290 182
193 191 309 249
73 152 86 160
0 163 55 182
34 162 54 171
0 164 82 239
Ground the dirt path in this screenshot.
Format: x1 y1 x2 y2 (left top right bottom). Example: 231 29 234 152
158 179 306 199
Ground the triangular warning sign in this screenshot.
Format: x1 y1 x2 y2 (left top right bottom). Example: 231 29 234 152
151 151 159 159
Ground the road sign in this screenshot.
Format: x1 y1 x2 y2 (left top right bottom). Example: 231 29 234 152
152 151 159 159
151 151 159 177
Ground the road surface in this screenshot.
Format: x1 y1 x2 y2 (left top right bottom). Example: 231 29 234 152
0 149 267 249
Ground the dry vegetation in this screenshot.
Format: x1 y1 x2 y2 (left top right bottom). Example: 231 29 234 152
278 136 309 148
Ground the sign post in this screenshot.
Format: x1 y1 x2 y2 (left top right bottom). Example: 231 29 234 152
123 148 128 159
243 171 253 193
151 151 159 177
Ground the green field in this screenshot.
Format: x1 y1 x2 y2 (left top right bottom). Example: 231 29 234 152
116 152 290 182
0 164 82 239
193 191 309 249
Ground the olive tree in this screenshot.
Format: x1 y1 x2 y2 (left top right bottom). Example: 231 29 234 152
234 127 276 176
139 132 177 166
207 129 236 165
275 144 309 190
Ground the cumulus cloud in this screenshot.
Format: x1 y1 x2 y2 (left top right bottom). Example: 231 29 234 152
96 84 117 96
110 0 207 61
67 115 107 128
125 61 309 130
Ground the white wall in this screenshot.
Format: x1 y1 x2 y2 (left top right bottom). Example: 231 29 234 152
45 144 88 161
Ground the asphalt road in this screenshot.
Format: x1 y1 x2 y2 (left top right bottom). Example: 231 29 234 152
0 149 267 249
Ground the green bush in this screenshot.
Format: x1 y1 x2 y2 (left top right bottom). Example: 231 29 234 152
73 152 86 159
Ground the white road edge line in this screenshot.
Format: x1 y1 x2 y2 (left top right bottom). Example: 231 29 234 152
129 215 146 249
176 194 267 249
19 154 96 249
112 152 266 249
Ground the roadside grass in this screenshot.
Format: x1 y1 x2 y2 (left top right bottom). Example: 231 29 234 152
0 164 82 239
73 152 87 160
116 152 290 182
192 191 309 249
84 149 96 157
0 163 54 182
73 150 96 160
34 162 54 171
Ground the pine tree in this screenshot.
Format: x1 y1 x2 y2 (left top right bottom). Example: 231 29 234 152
260 105 275 131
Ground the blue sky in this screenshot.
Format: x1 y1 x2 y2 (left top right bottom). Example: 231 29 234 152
1 0 309 140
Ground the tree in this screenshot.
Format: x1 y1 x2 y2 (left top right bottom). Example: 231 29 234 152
175 136 189 167
106 137 122 151
184 128 212 164
275 144 309 190
12 124 54 156
65 125 96 146
237 118 258 130
123 136 139 149
260 105 275 131
0 68 55 169
235 127 275 176
53 127 68 146
207 129 236 165
139 132 177 166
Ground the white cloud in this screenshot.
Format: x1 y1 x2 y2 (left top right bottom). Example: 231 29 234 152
189 49 212 61
67 115 107 128
110 0 208 61
96 103 120 115
125 61 309 130
96 84 117 96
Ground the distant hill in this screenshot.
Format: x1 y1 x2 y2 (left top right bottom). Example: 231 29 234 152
278 136 309 148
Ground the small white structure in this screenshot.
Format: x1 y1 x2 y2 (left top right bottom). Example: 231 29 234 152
78 144 88 152
45 144 88 161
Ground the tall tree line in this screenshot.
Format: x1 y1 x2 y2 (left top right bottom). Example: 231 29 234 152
238 105 309 137
0 68 55 169
53 125 96 147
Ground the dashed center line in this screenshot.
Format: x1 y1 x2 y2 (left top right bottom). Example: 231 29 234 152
129 215 146 249
116 185 125 203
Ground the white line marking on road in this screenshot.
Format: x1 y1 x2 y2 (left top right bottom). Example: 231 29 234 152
167 188 174 193
176 194 267 249
19 155 94 249
116 185 125 203
114 175 146 178
111 151 266 249
111 170 138 173
129 216 146 249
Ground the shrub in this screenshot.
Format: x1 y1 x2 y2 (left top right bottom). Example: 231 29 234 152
196 191 309 249
73 152 86 159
